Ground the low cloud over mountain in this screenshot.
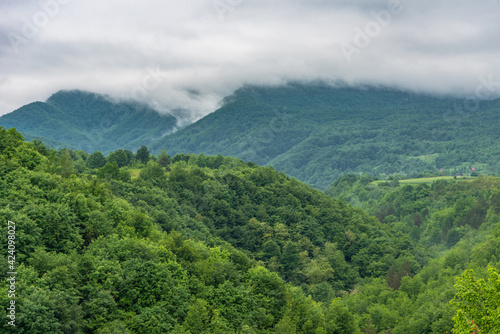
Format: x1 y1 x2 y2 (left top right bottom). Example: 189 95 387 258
1 0 500 121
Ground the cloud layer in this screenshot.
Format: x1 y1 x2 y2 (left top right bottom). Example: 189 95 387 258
1 0 500 121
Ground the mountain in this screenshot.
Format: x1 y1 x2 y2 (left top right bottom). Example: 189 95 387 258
3 84 499 189
0 90 177 154
150 83 500 189
2 127 499 332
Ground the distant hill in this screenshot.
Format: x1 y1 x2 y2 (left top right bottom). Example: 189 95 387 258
3 85 499 189
0 90 177 154
150 83 500 189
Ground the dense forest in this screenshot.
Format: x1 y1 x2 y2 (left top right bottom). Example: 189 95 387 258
0 91 178 154
3 84 499 191
151 83 500 189
1 126 499 333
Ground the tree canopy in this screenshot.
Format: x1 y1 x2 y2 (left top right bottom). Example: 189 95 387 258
1 126 499 333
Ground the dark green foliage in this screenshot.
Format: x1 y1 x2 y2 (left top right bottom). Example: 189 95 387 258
150 84 500 189
325 173 500 332
0 90 177 154
5 85 499 189
327 174 500 249
158 149 170 167
108 149 131 168
87 151 107 169
2 127 500 333
0 129 335 333
97 162 120 180
136 145 150 165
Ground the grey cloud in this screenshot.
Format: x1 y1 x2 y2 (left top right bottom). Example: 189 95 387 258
1 0 499 120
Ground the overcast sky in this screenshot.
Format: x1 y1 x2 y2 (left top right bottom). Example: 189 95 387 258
1 0 500 122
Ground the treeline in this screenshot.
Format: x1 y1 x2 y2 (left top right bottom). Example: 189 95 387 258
0 128 384 333
150 84 500 189
0 90 178 154
1 126 499 333
326 174 500 249
0 127 352 333
325 173 500 332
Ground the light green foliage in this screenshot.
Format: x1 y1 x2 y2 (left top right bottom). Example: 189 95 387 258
59 150 75 178
139 161 165 181
184 298 210 333
2 127 500 333
451 266 500 333
324 298 358 334
0 126 24 153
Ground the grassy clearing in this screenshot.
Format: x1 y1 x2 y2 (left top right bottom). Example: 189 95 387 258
128 168 141 179
372 175 479 186
408 153 439 164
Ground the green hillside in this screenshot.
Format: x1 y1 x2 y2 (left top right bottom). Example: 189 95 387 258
324 174 500 332
0 90 178 154
150 83 500 189
2 127 500 333
326 173 500 249
3 84 498 190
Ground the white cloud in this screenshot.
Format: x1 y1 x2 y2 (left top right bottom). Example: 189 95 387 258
1 0 500 121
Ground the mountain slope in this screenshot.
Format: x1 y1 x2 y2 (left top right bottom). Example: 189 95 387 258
0 90 177 154
0 127 423 332
3 127 500 332
150 83 500 189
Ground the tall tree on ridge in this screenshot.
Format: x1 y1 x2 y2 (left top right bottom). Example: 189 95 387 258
137 145 150 165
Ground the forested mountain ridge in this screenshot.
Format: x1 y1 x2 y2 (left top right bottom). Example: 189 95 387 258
0 90 178 154
3 84 499 190
0 127 399 333
324 173 500 332
1 126 499 333
327 173 500 251
150 83 500 189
